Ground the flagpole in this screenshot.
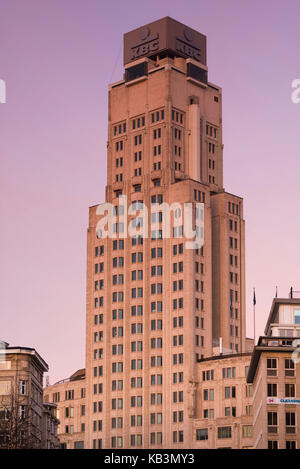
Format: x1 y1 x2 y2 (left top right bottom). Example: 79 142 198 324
253 288 256 345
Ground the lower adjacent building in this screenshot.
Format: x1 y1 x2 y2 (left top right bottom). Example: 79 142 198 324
44 357 255 449
0 341 51 449
44 296 300 450
194 352 253 448
247 298 300 449
44 368 86 449
42 402 60 449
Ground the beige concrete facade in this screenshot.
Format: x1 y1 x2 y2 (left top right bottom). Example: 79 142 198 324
194 353 253 448
211 192 246 354
84 18 247 449
248 298 300 449
44 369 86 449
0 342 49 448
42 402 60 449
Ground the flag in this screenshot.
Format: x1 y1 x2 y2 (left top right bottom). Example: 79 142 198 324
253 289 256 306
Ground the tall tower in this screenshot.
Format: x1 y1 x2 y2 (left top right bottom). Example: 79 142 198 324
85 17 246 449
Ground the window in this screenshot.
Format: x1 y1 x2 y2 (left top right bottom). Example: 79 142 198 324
153 128 162 139
267 359 277 376
151 109 165 123
267 383 277 397
203 389 214 401
222 367 236 379
187 63 208 84
171 109 183 124
286 441 296 449
242 426 253 438
218 427 232 439
225 387 236 399
285 359 295 377
95 246 104 257
285 383 295 398
0 408 9 420
286 412 296 433
294 309 300 324
65 390 74 400
125 62 148 83
19 380 27 396
268 412 278 434
74 441 84 449
132 116 145 130
268 440 278 449
19 406 26 420
225 407 236 417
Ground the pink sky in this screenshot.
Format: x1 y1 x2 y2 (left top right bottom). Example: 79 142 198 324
1 0 300 384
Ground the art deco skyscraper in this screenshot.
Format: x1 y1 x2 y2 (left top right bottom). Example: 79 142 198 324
85 17 246 449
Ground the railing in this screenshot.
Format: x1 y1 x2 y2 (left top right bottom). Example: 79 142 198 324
260 337 295 347
286 427 296 434
289 287 300 299
268 426 278 434
53 378 71 385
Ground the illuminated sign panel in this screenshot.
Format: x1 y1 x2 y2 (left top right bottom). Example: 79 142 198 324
267 397 300 405
124 17 207 66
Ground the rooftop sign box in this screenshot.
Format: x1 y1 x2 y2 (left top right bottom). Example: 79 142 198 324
124 17 207 66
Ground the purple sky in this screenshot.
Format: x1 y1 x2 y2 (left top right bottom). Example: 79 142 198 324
1 0 300 384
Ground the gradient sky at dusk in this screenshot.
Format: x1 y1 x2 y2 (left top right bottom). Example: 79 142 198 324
1 0 300 384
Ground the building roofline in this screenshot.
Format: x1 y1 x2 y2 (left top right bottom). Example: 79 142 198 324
171 177 210 189
69 368 85 381
0 346 48 372
207 82 221 92
247 336 296 383
211 190 244 201
198 352 252 363
43 402 57 408
124 16 207 39
89 202 101 209
264 298 300 335
50 368 86 386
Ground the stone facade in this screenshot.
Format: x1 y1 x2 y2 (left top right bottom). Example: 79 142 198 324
0 342 49 448
84 17 247 449
43 369 86 449
194 353 253 448
42 402 60 449
247 298 300 449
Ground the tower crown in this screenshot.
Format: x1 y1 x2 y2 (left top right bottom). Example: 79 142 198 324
124 17 207 67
